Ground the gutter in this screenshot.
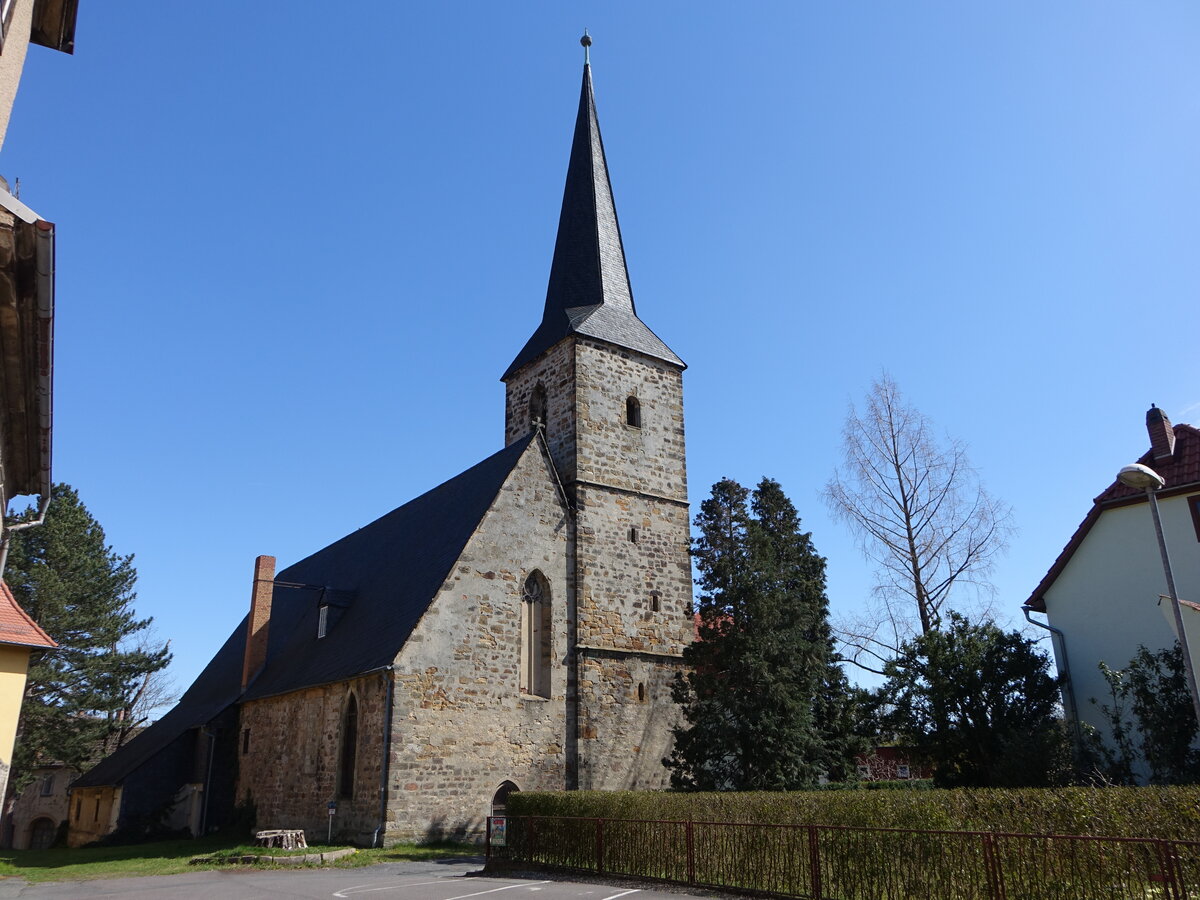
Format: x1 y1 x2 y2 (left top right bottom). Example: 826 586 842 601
0 203 54 578
1023 606 1084 761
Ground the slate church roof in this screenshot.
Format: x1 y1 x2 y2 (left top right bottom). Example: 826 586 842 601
74 435 539 788
502 61 683 380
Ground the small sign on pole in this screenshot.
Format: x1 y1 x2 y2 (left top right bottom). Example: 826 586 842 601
489 816 507 847
328 800 337 843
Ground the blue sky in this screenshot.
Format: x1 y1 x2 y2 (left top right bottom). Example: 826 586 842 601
2 3 1198 699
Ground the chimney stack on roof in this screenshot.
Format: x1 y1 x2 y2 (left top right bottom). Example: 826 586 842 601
1146 404 1176 463
242 555 275 693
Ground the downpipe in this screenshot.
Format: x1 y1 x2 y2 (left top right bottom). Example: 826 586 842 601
1023 606 1084 761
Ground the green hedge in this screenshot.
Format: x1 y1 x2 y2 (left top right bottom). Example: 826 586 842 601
507 786 1200 840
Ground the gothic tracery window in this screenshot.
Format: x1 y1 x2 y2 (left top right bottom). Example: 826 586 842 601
521 571 552 698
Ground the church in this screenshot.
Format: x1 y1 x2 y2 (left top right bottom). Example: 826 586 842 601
68 44 693 846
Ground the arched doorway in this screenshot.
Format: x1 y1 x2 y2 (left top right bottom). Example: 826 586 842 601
491 781 519 817
28 817 56 850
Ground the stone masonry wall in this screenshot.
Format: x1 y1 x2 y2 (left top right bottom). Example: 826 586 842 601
504 339 576 481
574 340 687 503
384 438 572 843
236 673 387 845
571 341 691 789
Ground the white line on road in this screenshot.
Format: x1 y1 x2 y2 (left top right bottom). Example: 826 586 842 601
334 879 550 898
599 890 641 900
333 878 456 897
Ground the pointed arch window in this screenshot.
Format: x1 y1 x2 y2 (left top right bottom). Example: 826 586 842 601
521 571 552 698
338 694 359 799
530 384 548 432
626 396 641 428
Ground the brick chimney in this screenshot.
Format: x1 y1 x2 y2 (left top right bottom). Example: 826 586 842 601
242 555 275 693
1146 404 1176 463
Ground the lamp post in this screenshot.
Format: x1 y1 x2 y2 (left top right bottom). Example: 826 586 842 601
1117 462 1200 728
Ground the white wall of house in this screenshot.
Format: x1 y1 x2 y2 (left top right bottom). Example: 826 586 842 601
1044 493 1200 743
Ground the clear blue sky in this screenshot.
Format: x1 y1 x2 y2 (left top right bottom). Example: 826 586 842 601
2 3 1198 700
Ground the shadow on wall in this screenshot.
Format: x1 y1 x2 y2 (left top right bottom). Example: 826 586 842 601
424 815 484 844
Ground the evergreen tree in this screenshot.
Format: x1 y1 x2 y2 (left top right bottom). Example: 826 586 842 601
880 612 1069 787
667 477 863 789
4 484 171 791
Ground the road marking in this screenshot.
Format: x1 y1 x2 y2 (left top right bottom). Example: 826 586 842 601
599 891 641 900
333 878 454 897
334 879 549 899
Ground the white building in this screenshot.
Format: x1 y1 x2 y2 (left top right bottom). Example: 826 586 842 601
1025 405 1200 766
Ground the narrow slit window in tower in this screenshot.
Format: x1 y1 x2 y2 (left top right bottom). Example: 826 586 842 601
626 396 641 428
530 384 548 432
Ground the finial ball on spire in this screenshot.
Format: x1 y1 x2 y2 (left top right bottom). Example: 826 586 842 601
581 31 592 48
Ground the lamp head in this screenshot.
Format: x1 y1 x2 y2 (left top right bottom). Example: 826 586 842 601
1118 463 1166 491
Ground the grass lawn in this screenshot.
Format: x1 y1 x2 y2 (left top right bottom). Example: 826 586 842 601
0 837 479 883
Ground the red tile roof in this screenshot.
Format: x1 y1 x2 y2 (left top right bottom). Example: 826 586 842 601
0 581 56 649
1025 423 1200 612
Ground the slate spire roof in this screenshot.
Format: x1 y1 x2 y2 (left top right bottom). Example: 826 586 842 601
502 57 683 380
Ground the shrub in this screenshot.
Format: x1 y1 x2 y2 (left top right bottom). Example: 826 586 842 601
507 786 1200 840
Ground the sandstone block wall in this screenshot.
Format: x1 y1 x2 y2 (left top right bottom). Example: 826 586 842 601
236 673 387 845
504 340 576 478
384 438 572 843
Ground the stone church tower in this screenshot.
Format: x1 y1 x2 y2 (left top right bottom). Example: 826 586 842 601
502 52 692 790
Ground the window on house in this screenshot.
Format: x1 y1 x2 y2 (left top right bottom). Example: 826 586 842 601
242 728 250 755
93 798 100 822
626 396 641 428
897 765 910 780
629 526 639 543
637 683 646 703
521 571 552 698
1189 494 1200 542
338 694 359 799
318 605 329 639
39 774 54 796
651 592 661 613
74 798 81 821
530 383 548 431
0 0 16 53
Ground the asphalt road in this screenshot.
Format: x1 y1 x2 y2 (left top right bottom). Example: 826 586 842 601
0 858 723 900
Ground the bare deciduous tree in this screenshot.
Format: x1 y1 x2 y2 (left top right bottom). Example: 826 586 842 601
824 375 1013 674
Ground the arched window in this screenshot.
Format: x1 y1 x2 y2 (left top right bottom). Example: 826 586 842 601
521 571 552 698
637 682 646 703
338 694 359 799
491 780 519 817
626 396 641 428
529 384 548 432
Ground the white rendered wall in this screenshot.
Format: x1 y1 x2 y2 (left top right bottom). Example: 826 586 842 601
1044 493 1200 745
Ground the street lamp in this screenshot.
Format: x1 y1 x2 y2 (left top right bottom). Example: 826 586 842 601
1117 462 1200 728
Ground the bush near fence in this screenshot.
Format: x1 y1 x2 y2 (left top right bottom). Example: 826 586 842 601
507 786 1200 840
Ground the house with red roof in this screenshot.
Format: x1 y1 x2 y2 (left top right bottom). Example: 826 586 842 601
1025 405 1200 769
0 582 55 805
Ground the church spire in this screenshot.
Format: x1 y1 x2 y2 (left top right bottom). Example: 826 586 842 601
502 38 683 381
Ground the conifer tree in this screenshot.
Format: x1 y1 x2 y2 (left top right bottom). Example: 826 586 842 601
4 484 171 791
667 477 862 789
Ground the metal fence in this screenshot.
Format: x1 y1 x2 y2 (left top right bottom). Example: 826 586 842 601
486 814 1200 900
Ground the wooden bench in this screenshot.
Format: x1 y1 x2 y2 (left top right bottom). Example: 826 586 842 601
254 829 308 850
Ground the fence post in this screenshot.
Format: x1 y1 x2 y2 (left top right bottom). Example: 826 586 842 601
686 820 695 885
1154 840 1182 900
596 818 605 874
807 825 822 900
981 834 1006 900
